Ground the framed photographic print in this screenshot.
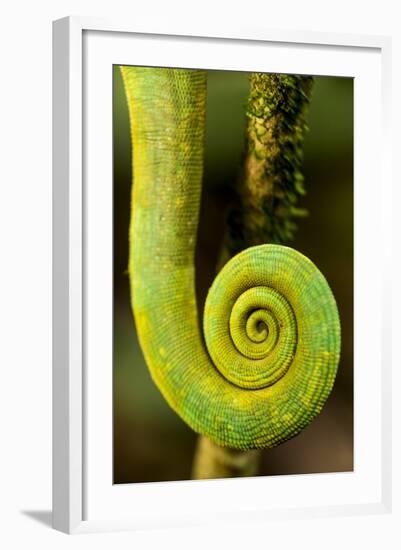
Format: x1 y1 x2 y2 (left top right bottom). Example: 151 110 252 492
52 16 392 534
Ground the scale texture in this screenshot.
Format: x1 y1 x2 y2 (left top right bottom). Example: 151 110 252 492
121 66 341 450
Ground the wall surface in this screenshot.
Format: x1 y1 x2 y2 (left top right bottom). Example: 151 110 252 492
0 1 400 548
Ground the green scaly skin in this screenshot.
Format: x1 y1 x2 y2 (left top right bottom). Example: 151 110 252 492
120 66 341 450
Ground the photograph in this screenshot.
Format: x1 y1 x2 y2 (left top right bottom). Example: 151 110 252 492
112 65 353 484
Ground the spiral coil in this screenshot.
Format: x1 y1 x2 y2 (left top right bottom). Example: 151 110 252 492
205 245 340 394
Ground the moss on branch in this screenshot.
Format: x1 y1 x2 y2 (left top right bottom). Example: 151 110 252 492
193 74 314 480
222 73 314 261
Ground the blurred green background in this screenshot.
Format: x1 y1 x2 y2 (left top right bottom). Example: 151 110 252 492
113 67 353 483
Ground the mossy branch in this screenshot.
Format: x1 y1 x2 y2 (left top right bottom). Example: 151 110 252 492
221 73 314 264
192 73 314 480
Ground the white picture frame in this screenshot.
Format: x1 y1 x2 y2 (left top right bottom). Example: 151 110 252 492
52 16 392 534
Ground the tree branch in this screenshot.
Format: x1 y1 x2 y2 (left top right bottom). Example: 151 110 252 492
192 73 314 480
